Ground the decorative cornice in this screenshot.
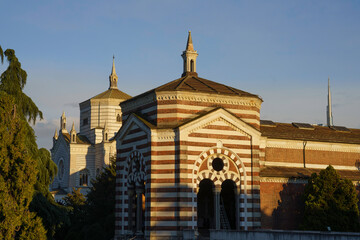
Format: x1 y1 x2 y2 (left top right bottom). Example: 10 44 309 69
266 139 360 153
156 92 261 108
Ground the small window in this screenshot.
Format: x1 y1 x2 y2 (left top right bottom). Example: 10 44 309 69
72 134 76 142
83 118 88 126
116 114 122 122
79 169 89 186
190 59 194 72
105 133 108 141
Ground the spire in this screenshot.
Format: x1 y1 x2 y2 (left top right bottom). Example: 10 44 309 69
70 122 76 143
53 129 58 140
109 55 118 89
186 31 194 51
60 111 67 133
111 55 116 75
181 31 199 77
327 77 333 126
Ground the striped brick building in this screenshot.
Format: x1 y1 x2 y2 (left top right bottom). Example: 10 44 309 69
114 32 360 239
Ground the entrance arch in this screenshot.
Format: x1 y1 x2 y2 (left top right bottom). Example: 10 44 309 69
192 145 248 231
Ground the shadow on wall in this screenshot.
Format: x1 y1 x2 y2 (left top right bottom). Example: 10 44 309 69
262 182 305 230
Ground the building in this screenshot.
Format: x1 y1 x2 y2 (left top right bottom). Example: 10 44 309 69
50 58 131 199
114 32 360 239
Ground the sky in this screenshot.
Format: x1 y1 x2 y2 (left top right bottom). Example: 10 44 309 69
1 0 360 150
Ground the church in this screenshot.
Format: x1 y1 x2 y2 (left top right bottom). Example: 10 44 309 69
49 32 360 239
113 32 360 239
50 58 131 199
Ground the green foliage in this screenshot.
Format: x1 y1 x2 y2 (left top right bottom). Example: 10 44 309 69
301 165 360 232
0 92 46 239
0 49 42 124
0 46 68 239
0 45 3 64
59 159 116 240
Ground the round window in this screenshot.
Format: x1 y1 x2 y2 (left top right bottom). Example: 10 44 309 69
212 158 224 171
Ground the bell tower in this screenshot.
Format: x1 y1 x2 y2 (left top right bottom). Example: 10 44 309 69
109 56 118 89
181 31 199 77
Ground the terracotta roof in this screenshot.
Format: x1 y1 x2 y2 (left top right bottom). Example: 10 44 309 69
62 133 91 144
123 73 261 104
260 122 360 144
261 166 360 181
155 73 260 98
91 88 131 100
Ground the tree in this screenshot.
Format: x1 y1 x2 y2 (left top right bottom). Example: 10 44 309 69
0 47 68 239
83 158 116 240
59 159 116 240
56 188 86 240
0 45 3 63
29 148 70 239
0 92 46 239
301 165 360 232
0 49 42 124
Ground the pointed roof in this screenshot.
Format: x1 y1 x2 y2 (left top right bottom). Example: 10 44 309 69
91 88 132 100
54 129 58 139
111 55 117 76
155 73 260 98
61 111 66 118
71 122 75 132
185 31 194 51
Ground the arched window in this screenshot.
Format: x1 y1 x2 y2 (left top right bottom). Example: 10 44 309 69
190 59 194 72
72 134 76 142
58 159 65 180
105 133 108 141
116 114 122 122
79 169 90 186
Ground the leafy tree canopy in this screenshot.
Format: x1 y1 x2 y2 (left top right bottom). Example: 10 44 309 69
0 45 68 239
0 49 42 124
0 92 46 239
301 165 360 232
59 159 116 240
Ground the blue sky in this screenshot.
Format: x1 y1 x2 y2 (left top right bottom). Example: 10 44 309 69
1 0 360 149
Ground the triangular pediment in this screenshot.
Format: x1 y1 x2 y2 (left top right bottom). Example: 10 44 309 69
178 107 261 138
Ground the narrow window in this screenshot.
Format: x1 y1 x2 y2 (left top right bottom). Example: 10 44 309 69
116 114 121 122
105 133 108 141
190 60 194 72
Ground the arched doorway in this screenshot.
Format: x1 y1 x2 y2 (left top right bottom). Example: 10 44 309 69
221 180 236 229
197 179 214 232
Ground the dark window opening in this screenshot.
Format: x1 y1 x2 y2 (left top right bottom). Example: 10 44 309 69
212 158 224 171
190 59 194 72
116 114 122 122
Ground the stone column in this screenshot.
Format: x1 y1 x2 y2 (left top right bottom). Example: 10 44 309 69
213 185 221 230
136 187 144 235
127 188 134 234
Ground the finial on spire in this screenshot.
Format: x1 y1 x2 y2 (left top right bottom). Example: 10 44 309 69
327 77 333 126
109 56 118 89
70 122 77 143
54 129 58 140
182 31 198 77
186 31 194 51
61 111 67 132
